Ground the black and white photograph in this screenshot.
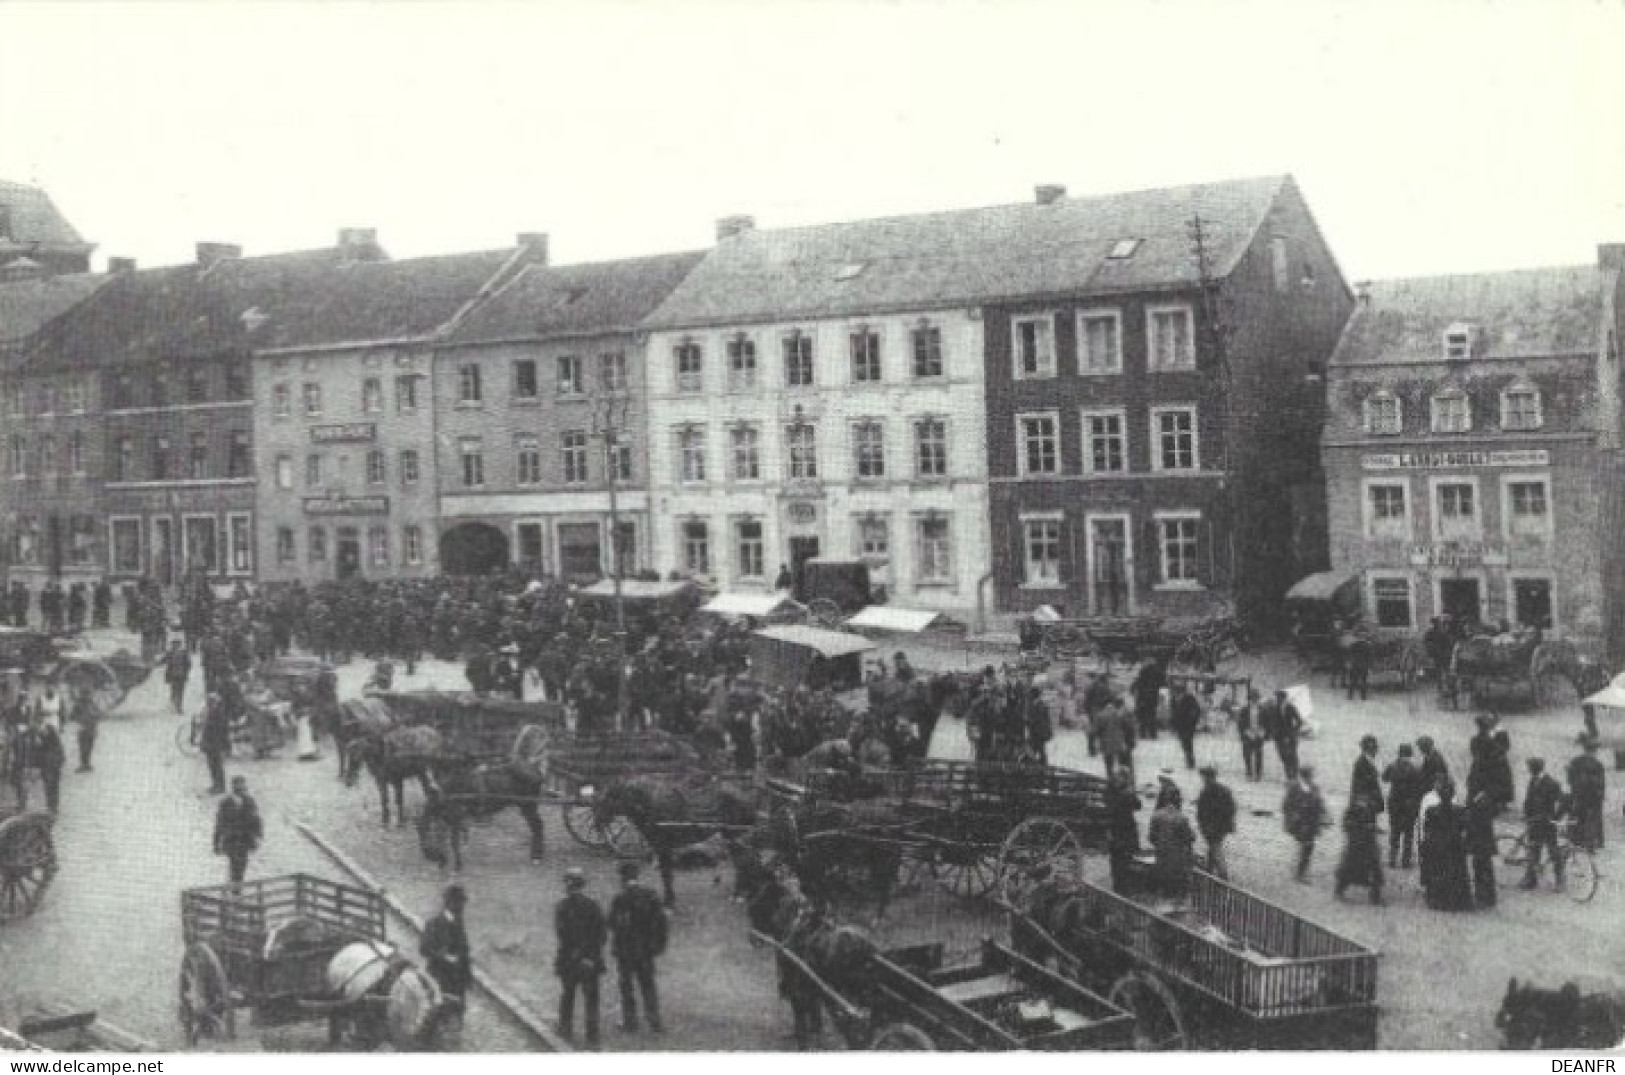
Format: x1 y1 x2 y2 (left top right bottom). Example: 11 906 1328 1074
1 0 1623 1057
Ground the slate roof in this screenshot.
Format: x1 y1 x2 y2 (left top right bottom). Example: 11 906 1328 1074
1329 265 1606 366
20 246 525 371
643 175 1289 330
0 179 91 250
0 274 107 359
445 250 707 346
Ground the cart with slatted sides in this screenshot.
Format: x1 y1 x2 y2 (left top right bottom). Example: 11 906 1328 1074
1007 870 1380 1050
0 705 57 924
774 759 1113 903
178 873 387 1044
522 728 711 852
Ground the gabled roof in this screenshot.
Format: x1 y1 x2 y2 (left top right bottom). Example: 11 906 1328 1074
643 175 1289 330
0 179 92 251
20 246 527 371
245 247 524 352
1330 265 1605 367
0 273 108 368
446 251 707 346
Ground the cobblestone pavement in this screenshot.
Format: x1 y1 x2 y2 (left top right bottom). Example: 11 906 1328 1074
5 629 1623 1050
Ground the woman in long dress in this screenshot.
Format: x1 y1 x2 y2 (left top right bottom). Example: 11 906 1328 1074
1420 780 1475 911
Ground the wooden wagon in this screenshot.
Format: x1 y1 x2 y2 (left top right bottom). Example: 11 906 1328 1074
365 690 567 765
0 701 57 923
178 874 387 1044
1451 630 1586 707
760 935 1134 1050
1286 573 1423 689
1009 870 1380 1049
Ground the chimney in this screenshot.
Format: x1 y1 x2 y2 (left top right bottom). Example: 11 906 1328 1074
716 215 756 242
196 242 242 267
517 232 550 267
107 257 137 274
1599 243 1625 274
1355 280 1372 307
1035 184 1067 206
337 228 382 261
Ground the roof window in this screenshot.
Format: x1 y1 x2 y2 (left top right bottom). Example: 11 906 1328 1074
1444 322 1475 360
1107 239 1142 260
834 263 867 281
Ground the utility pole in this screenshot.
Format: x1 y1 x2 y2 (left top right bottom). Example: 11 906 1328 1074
590 388 631 731
1187 213 1240 613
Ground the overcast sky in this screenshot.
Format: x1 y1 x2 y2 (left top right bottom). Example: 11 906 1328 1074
3 0 1621 282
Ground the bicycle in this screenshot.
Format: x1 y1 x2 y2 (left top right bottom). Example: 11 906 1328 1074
1496 819 1599 903
174 704 288 760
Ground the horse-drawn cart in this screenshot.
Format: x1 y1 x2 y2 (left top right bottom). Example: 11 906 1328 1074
1010 870 1380 1049
1019 613 1244 674
758 935 1134 1050
1451 630 1586 706
1286 572 1424 689
532 729 711 852
178 874 387 1043
0 766 56 923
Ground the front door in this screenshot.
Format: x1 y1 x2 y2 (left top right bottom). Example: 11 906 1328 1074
789 537 820 600
558 522 602 581
1512 578 1553 629
1439 577 1482 624
151 518 174 585
1089 518 1129 615
336 527 361 580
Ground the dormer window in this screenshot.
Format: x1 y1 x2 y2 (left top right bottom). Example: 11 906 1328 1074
1364 390 1403 435
1500 381 1543 431
1430 386 1472 433
1444 322 1475 361
1107 239 1141 260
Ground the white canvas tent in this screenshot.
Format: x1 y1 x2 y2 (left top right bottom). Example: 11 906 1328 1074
702 592 807 622
843 606 962 634
1582 673 1625 710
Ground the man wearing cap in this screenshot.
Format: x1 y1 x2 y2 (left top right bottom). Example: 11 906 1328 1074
422 884 472 1003
1283 765 1326 883
1566 735 1606 851
1520 758 1567 890
212 775 262 882
1273 689 1304 782
1382 744 1424 869
608 860 667 1033
1194 767 1236 879
555 868 606 1047
1170 681 1202 770
164 639 192 715
199 690 232 794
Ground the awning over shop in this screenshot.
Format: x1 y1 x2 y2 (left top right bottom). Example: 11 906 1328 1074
703 592 806 619
752 625 876 658
843 606 961 633
1285 571 1359 602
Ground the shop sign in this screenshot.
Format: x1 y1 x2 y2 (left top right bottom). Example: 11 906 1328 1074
1407 542 1509 568
310 423 377 444
304 495 388 516
1362 449 1549 471
786 502 817 525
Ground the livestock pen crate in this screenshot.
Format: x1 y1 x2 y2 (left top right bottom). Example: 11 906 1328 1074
1019 871 1379 1048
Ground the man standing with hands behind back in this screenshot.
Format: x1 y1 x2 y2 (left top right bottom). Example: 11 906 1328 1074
608 860 667 1034
555 868 606 1048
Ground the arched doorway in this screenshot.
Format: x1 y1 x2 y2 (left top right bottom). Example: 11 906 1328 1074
439 522 510 576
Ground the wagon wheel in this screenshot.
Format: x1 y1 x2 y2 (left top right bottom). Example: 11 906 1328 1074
0 813 58 922
175 718 202 758
178 943 235 1043
561 803 613 852
807 599 844 630
931 838 1001 900
56 661 123 715
998 816 1085 914
1398 642 1424 690
511 724 551 777
870 1021 936 1050
603 814 653 861
1109 971 1187 1050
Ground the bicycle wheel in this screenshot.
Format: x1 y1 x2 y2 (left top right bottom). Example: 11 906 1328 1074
1565 847 1599 904
175 719 201 758
1496 833 1528 888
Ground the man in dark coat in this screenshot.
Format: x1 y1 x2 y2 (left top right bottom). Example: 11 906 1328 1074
1465 789 1500 908
554 868 606 1047
1273 690 1304 782
92 579 112 629
1467 713 1514 814
1170 681 1202 769
421 884 472 1002
1351 735 1385 816
1105 768 1142 894
1382 743 1425 868
200 691 231 794
1335 798 1384 904
608 860 667 1033
1416 735 1450 797
1344 634 1372 701
1520 758 1567 890
72 686 100 773
164 640 192 715
1235 689 1267 780
35 722 65 813
212 775 262 882
1025 683 1053 765
1420 780 1473 910
1566 735 1606 851
1194 767 1236 879
1283 766 1326 882
1131 659 1166 740
1083 672 1114 757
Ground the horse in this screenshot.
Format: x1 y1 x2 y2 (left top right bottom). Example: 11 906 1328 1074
344 722 440 828
767 799 911 923
1496 977 1625 1049
592 773 760 906
416 758 546 872
316 940 462 1051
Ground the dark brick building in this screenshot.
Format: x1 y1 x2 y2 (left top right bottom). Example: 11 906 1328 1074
986 176 1353 632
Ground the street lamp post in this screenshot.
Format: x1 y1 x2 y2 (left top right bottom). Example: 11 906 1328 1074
591 390 632 731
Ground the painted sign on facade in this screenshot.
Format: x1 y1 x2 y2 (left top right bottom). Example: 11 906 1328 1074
310 423 378 444
1407 542 1509 568
1362 449 1549 471
304 495 388 516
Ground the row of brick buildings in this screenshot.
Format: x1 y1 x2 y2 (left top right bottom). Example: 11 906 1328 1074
1 176 1622 652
